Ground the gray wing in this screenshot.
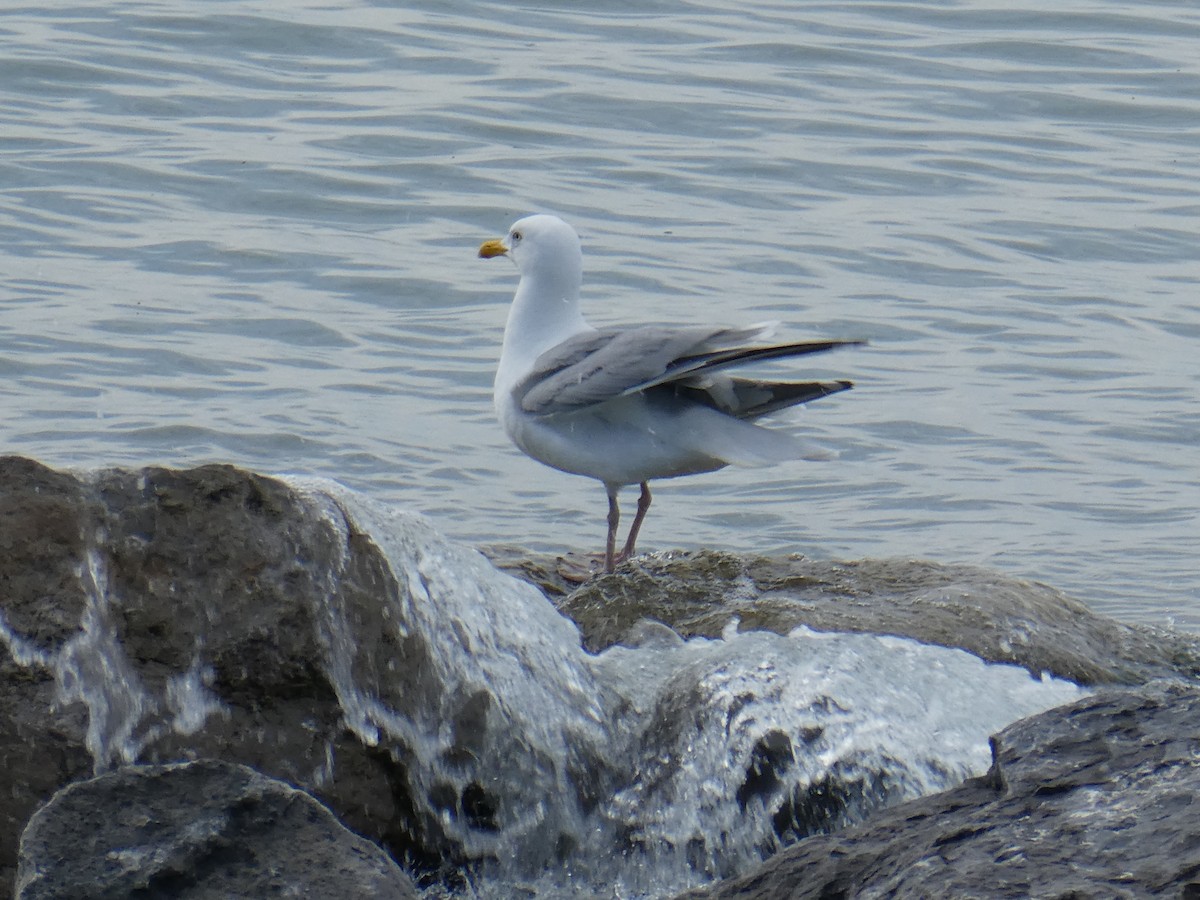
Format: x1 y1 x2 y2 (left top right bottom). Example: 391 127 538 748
621 337 866 396
517 324 765 415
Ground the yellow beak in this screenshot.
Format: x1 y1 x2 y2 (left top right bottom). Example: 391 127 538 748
478 238 508 259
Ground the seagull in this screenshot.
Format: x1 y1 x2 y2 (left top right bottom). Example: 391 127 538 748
479 214 859 574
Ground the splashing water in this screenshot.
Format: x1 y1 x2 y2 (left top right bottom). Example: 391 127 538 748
0 475 1086 897
0 543 160 772
293 483 1084 896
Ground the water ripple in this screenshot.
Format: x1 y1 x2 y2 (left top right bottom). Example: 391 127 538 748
0 0 1197 627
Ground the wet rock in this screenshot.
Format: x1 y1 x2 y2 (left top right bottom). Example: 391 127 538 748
15 759 416 899
0 456 604 894
675 681 1200 900
0 458 409 892
1 456 1197 900
494 549 1200 685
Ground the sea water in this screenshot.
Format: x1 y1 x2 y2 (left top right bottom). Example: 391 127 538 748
0 0 1197 629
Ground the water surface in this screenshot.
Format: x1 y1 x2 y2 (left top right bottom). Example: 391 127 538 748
1 0 1197 627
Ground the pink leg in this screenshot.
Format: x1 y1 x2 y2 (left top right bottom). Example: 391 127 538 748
604 484 621 573
616 482 652 564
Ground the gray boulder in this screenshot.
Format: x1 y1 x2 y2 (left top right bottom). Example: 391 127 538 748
15 759 416 899
0 456 606 893
3 456 1200 899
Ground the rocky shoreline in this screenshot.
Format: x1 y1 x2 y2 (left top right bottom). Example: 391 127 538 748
2 457 1198 899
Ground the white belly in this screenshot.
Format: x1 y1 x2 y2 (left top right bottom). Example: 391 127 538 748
497 391 726 487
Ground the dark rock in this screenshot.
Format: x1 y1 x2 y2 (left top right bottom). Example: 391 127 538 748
0 457 93 651
0 456 603 895
3 456 1198 900
15 759 416 899
0 458 414 893
674 681 1200 900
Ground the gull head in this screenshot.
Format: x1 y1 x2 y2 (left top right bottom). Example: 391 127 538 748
478 214 583 282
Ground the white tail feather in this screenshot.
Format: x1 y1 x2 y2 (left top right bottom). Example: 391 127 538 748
683 409 832 467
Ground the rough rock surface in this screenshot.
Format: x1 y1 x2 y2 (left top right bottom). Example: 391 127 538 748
485 546 1200 686
15 759 417 899
0 456 606 895
0 457 421 894
675 681 1200 900
3 456 1200 900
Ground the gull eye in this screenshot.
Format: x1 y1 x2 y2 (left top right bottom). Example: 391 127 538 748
511 230 522 242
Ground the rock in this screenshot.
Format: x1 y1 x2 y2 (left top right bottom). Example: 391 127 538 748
3 456 1198 900
674 681 1200 900
0 457 408 895
490 549 1200 686
0 456 607 894
15 759 417 899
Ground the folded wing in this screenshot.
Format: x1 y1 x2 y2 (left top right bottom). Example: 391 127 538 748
516 322 861 419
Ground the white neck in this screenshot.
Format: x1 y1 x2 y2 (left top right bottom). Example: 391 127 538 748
495 268 590 395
